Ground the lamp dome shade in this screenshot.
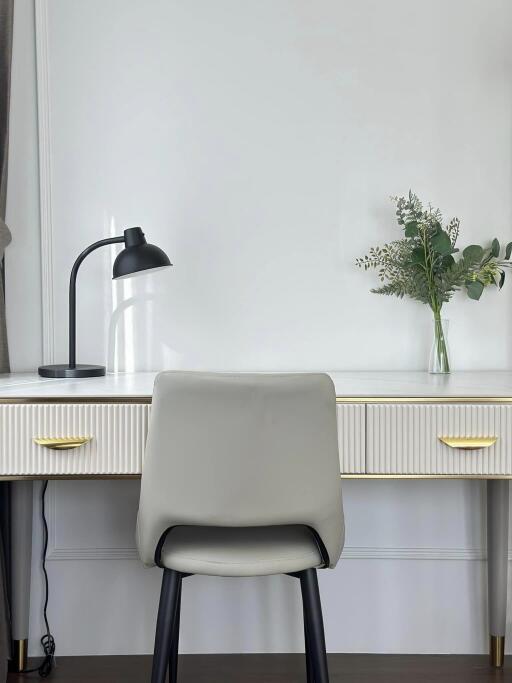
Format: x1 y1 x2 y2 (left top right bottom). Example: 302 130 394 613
112 227 172 280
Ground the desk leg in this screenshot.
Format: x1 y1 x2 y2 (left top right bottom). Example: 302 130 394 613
487 479 509 668
9 481 33 673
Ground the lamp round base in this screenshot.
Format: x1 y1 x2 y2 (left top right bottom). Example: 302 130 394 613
38 364 106 378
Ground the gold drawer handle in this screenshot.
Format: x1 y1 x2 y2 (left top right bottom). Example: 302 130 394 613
34 437 92 451
439 436 498 450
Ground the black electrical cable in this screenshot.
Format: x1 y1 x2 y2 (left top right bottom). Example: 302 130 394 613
21 480 56 677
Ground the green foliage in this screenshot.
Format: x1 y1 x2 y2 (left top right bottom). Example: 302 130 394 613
356 191 512 316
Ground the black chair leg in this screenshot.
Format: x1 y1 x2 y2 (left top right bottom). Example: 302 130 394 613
168 581 182 682
151 569 182 683
300 569 329 683
303 604 315 683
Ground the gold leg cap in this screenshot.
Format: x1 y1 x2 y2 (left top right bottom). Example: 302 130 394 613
490 635 505 668
8 639 28 673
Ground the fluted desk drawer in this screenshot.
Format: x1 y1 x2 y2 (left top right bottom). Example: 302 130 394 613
337 404 365 473
367 404 512 475
0 404 150 475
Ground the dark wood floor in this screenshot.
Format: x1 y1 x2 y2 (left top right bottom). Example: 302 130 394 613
6 654 512 683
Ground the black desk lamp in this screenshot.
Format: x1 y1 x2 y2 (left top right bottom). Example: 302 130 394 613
38 227 171 378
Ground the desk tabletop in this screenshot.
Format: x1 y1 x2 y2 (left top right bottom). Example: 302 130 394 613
0 371 511 400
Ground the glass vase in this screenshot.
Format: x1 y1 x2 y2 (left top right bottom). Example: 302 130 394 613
429 317 450 374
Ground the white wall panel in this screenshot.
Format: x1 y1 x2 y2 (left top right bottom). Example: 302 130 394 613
8 0 512 658
44 0 512 374
28 478 512 656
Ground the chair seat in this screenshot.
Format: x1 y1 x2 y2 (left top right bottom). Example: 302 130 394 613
160 525 323 577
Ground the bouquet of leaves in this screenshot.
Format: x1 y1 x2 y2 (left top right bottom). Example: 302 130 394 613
356 191 512 372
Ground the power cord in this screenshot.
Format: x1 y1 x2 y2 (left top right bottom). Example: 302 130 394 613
21 480 56 677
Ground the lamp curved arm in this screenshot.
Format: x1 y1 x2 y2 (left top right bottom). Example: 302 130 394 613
68 236 124 368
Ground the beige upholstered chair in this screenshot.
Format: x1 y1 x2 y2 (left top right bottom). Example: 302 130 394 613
137 371 344 683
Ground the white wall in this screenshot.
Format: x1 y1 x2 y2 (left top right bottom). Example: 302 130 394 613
28 478 496 657
46 0 512 373
5 0 512 657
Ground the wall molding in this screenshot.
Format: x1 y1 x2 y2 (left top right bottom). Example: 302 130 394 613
35 0 55 364
46 543 512 563
48 546 140 561
342 546 490 561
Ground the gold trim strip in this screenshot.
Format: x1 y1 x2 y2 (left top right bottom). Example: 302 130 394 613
341 474 512 479
9 639 28 673
0 395 512 405
336 396 512 404
490 635 505 668
1 473 512 481
439 436 497 450
0 396 152 404
34 436 91 450
0 474 141 481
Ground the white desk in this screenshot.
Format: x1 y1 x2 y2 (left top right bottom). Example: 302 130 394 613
1 371 511 669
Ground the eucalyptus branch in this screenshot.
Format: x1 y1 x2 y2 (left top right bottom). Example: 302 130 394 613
356 191 512 312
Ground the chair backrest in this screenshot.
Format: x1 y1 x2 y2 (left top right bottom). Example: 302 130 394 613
137 371 344 568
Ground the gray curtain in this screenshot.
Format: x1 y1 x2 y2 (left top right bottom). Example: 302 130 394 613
0 0 13 680
0 0 12 369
